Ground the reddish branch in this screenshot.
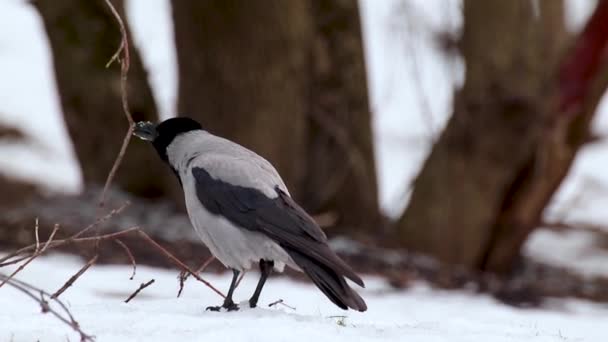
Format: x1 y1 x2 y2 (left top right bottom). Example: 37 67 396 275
559 0 608 114
99 0 135 208
114 239 137 279
177 255 215 297
137 231 226 298
0 224 224 299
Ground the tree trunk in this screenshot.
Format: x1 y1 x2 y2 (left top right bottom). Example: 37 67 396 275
482 1 608 273
172 0 311 193
302 0 381 233
33 0 176 199
172 0 380 233
396 0 567 271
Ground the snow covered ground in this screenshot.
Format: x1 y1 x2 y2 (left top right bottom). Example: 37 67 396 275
1 253 607 342
2 0 608 340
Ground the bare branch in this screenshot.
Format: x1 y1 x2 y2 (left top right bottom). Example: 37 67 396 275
137 231 225 298
0 224 60 289
124 279 155 303
99 0 135 208
0 202 130 267
51 255 99 299
177 256 215 297
235 271 246 289
0 274 93 341
114 239 136 280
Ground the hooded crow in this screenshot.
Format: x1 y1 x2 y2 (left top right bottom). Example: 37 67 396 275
133 117 367 312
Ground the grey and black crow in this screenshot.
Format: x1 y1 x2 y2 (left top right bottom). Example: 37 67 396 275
133 117 367 312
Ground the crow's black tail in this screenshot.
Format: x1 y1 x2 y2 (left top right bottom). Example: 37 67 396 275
285 247 367 312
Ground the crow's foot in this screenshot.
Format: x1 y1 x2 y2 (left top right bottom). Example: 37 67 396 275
206 300 239 312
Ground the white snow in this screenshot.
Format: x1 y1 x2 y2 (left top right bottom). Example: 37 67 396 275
1 253 607 342
525 229 608 278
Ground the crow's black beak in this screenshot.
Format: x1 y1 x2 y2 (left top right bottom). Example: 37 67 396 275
133 121 158 141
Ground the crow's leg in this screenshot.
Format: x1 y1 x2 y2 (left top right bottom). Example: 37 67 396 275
248 259 274 308
206 269 240 312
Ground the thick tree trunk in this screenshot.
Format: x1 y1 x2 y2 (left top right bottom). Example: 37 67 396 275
397 0 567 271
172 0 380 233
483 1 608 273
172 0 311 193
33 0 176 199
303 0 380 233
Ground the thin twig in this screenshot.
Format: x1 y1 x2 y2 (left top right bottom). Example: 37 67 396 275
137 231 225 298
0 274 93 341
0 224 59 289
51 255 99 299
34 218 40 252
235 271 246 288
114 239 136 280
268 299 296 310
0 226 140 268
99 0 134 208
0 202 130 266
125 279 155 303
177 256 215 297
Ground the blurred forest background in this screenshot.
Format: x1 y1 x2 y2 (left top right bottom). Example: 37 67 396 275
3 0 608 306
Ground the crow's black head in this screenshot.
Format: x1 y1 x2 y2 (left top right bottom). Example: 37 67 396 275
133 117 202 163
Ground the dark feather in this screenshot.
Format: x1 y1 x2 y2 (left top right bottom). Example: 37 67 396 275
192 167 366 310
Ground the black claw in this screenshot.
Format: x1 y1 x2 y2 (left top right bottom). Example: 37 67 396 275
205 301 240 312
225 302 240 311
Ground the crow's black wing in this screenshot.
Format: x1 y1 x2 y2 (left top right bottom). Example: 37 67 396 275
192 167 363 287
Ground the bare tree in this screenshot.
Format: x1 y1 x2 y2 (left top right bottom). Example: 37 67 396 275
397 0 608 274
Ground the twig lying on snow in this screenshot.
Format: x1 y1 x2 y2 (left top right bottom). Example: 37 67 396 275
52 254 99 299
99 0 135 209
125 279 155 303
268 299 296 310
0 274 93 341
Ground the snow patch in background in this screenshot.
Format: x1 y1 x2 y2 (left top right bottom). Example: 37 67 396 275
525 229 608 277
126 0 177 120
0 0 80 192
360 0 463 216
564 0 598 33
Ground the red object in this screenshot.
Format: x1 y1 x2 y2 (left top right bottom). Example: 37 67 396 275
559 1 608 114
